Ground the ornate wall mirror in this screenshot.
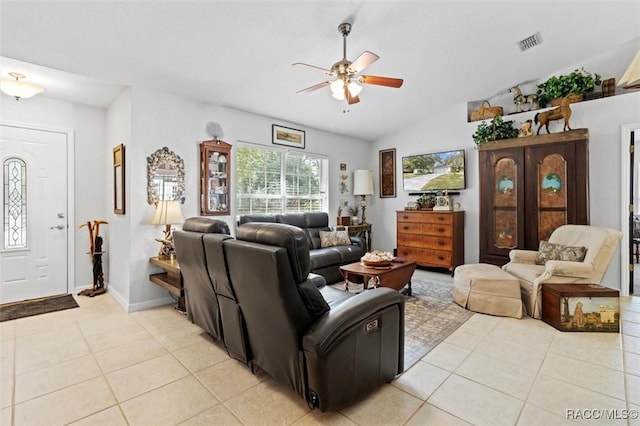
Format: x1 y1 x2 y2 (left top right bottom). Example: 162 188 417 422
147 147 185 205
113 143 125 214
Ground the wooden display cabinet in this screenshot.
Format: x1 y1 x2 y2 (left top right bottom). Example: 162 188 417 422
200 139 231 215
478 129 589 266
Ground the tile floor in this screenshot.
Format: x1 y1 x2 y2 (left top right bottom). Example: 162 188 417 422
1 270 639 425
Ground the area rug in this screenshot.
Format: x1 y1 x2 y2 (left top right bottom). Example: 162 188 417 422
0 294 79 322
332 269 474 370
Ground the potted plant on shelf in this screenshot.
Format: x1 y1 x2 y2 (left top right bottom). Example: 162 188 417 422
472 116 519 148
536 68 601 107
417 194 436 210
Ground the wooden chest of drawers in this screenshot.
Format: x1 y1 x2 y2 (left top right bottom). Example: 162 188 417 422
396 210 464 272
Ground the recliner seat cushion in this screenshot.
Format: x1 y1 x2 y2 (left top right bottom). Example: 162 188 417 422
309 248 342 269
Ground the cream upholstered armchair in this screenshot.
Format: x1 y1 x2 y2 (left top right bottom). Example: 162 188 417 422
502 225 622 319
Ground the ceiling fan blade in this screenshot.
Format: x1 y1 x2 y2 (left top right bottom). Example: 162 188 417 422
359 75 404 88
296 81 331 94
348 51 379 74
292 63 333 75
345 86 360 105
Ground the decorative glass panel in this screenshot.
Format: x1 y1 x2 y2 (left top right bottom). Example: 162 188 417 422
493 157 517 249
539 154 567 208
3 157 27 249
538 153 568 240
493 158 517 207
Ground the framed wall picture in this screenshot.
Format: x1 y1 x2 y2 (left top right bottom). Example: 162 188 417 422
113 143 126 214
379 148 396 198
272 124 305 149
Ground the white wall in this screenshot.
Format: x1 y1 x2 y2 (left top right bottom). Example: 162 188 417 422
123 86 371 311
104 89 132 307
0 95 106 293
371 91 640 291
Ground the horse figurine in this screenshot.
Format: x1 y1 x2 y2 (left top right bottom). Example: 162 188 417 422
509 86 539 112
534 97 572 134
518 119 533 137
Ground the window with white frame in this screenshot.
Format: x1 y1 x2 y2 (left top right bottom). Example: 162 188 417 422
236 144 328 215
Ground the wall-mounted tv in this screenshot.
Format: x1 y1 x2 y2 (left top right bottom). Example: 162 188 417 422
402 149 466 192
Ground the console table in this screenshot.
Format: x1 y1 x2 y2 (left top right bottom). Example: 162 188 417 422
335 223 372 252
149 256 185 312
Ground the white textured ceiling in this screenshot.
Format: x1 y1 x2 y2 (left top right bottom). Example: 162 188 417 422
1 0 639 141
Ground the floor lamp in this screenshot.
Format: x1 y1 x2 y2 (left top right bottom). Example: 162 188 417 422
353 169 374 225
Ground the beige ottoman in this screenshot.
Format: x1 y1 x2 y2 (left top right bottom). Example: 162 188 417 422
453 263 524 319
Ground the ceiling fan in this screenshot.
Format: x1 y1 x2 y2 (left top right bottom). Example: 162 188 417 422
293 22 403 105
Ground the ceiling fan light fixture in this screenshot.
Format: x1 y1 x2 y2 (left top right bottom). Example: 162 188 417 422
0 72 44 100
348 81 362 97
330 79 344 95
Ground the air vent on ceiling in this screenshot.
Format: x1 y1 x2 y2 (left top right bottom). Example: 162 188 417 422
518 32 543 52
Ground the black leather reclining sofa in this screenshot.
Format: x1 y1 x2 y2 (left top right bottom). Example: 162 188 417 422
173 217 404 411
238 211 366 284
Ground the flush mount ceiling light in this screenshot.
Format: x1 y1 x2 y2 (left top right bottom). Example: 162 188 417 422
0 72 44 100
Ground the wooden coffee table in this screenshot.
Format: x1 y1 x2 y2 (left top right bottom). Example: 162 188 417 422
339 261 417 295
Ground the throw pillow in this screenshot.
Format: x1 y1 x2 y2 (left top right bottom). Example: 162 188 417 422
319 230 351 248
319 231 338 248
535 241 588 265
298 280 330 319
335 230 351 246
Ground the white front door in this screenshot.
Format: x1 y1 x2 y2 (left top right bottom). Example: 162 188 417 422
0 124 69 304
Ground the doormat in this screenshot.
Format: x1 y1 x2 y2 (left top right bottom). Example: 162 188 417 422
0 294 79 322
332 268 474 370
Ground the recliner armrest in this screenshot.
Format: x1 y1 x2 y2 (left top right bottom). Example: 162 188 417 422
544 260 593 278
509 249 538 264
302 288 404 356
349 236 366 250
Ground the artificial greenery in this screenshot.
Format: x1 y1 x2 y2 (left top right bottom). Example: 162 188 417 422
472 116 519 148
417 193 436 207
536 68 601 107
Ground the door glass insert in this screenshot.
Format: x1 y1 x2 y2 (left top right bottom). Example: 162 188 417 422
3 157 27 249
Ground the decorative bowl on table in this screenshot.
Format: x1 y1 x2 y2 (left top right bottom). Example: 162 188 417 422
362 259 392 267
361 250 394 267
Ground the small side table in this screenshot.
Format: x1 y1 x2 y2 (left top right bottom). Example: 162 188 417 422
149 256 185 312
335 223 372 252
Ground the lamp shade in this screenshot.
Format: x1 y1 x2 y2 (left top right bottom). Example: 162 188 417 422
618 49 640 89
151 200 185 225
353 169 374 195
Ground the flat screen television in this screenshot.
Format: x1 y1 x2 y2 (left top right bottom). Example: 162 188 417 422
402 149 466 192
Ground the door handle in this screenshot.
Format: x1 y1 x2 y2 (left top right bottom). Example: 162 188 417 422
50 224 65 230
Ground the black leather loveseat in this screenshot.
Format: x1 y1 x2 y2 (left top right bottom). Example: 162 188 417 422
174 218 405 411
238 212 366 283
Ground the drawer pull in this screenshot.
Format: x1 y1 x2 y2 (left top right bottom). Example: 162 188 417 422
437 216 445 221
403 226 409 230
437 228 445 233
438 255 445 260
438 240 445 246
402 215 409 220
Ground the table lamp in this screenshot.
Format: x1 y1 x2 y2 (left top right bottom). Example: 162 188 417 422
353 169 374 225
151 200 185 259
